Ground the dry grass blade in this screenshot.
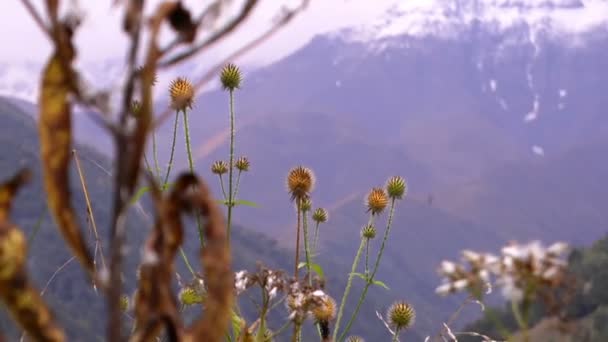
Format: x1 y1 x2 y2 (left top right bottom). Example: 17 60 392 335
38 48 95 279
0 169 66 342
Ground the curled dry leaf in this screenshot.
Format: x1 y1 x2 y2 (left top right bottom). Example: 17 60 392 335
131 173 232 342
38 43 95 279
0 169 66 341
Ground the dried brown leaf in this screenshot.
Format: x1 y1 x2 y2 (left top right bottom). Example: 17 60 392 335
0 169 66 342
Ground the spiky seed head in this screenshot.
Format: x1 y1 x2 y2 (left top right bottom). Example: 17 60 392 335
130 100 142 117
388 301 415 331
211 160 229 175
119 294 130 312
361 224 377 239
179 286 204 306
312 296 337 322
300 197 312 212
346 337 365 342
386 176 407 199
235 156 250 172
136 65 158 86
287 166 315 201
366 187 389 215
312 208 328 223
169 77 195 111
220 63 242 91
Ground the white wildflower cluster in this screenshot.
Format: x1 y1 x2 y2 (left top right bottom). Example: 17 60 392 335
436 241 569 302
234 265 290 300
286 282 330 323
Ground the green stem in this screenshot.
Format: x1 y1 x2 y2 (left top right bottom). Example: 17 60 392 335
392 328 401 342
143 153 152 174
152 127 161 181
232 170 243 200
365 239 370 276
162 110 180 186
179 247 196 277
332 238 366 341
294 198 302 280
303 208 312 285
511 299 529 342
182 109 204 245
312 221 320 261
338 199 398 341
218 175 228 201
227 89 236 241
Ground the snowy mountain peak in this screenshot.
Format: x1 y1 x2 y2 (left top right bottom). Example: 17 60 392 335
334 0 608 44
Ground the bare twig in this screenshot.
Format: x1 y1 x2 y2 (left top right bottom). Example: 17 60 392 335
158 0 260 68
20 0 52 38
154 0 310 129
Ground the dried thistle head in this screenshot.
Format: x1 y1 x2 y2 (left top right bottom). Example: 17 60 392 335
179 286 204 306
387 301 415 331
300 197 312 212
346 336 365 342
361 224 377 240
312 295 336 322
287 166 315 201
220 63 242 91
211 160 229 175
136 65 158 86
312 208 328 223
366 187 388 215
386 176 407 200
169 77 195 111
235 156 250 172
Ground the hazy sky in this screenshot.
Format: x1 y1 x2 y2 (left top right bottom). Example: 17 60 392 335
0 1 395 65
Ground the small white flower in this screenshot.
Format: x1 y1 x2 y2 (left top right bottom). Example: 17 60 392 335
435 283 452 296
462 250 482 263
141 248 159 265
547 242 569 256
454 279 469 290
439 260 456 275
268 287 278 300
312 290 325 297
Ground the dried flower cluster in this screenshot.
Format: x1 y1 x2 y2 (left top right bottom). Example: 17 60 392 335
436 241 570 302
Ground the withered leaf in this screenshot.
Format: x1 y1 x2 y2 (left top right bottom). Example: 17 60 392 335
0 169 66 342
38 51 95 279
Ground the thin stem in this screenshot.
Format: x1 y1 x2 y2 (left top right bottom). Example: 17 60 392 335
312 221 321 257
270 319 292 339
303 208 312 285
179 247 196 277
162 109 181 185
27 209 46 245
232 170 243 200
332 238 366 341
339 199 398 341
227 89 236 241
365 239 370 276
218 175 228 201
152 127 161 181
182 109 205 245
392 328 401 342
73 149 106 270
511 299 529 342
294 198 302 280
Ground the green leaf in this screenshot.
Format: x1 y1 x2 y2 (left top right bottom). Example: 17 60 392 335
298 262 325 279
130 186 150 204
130 183 173 204
216 199 260 208
351 272 368 282
372 280 390 290
230 309 243 341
